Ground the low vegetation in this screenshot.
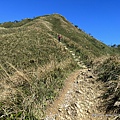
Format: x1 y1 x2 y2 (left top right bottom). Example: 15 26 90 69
0 14 119 119
95 56 120 120
0 14 79 119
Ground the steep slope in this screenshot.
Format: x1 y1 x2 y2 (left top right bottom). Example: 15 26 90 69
0 15 79 119
0 14 116 61
45 55 120 120
39 14 116 64
44 41 120 120
94 56 120 120
0 14 118 119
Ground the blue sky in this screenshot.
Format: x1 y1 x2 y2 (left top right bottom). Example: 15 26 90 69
0 0 120 45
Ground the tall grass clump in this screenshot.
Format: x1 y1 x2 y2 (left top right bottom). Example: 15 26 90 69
96 56 120 120
0 58 78 119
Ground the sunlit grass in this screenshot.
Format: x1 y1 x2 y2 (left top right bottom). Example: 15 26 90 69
0 13 119 119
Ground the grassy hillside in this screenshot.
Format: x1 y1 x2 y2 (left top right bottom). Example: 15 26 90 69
0 14 119 119
94 56 120 120
0 14 79 119
42 15 117 56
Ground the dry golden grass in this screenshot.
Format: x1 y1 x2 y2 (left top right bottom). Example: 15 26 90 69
0 13 119 119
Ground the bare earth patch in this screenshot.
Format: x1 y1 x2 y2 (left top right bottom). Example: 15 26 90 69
45 67 114 120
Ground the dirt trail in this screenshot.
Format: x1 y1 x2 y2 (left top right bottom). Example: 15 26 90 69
45 69 81 115
45 66 114 120
44 42 113 120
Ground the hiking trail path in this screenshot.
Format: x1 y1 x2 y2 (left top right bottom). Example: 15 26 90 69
44 42 111 120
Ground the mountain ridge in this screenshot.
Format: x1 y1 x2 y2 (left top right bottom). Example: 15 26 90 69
0 14 119 120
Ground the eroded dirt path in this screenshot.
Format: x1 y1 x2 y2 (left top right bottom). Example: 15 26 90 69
44 42 113 120
45 69 81 116
44 65 115 120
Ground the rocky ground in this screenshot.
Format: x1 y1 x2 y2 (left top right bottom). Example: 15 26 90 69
44 43 114 120
44 67 109 120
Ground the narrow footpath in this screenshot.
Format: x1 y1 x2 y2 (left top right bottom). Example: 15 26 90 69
44 42 112 120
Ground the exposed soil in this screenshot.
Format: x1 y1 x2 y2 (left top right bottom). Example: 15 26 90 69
44 43 114 120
